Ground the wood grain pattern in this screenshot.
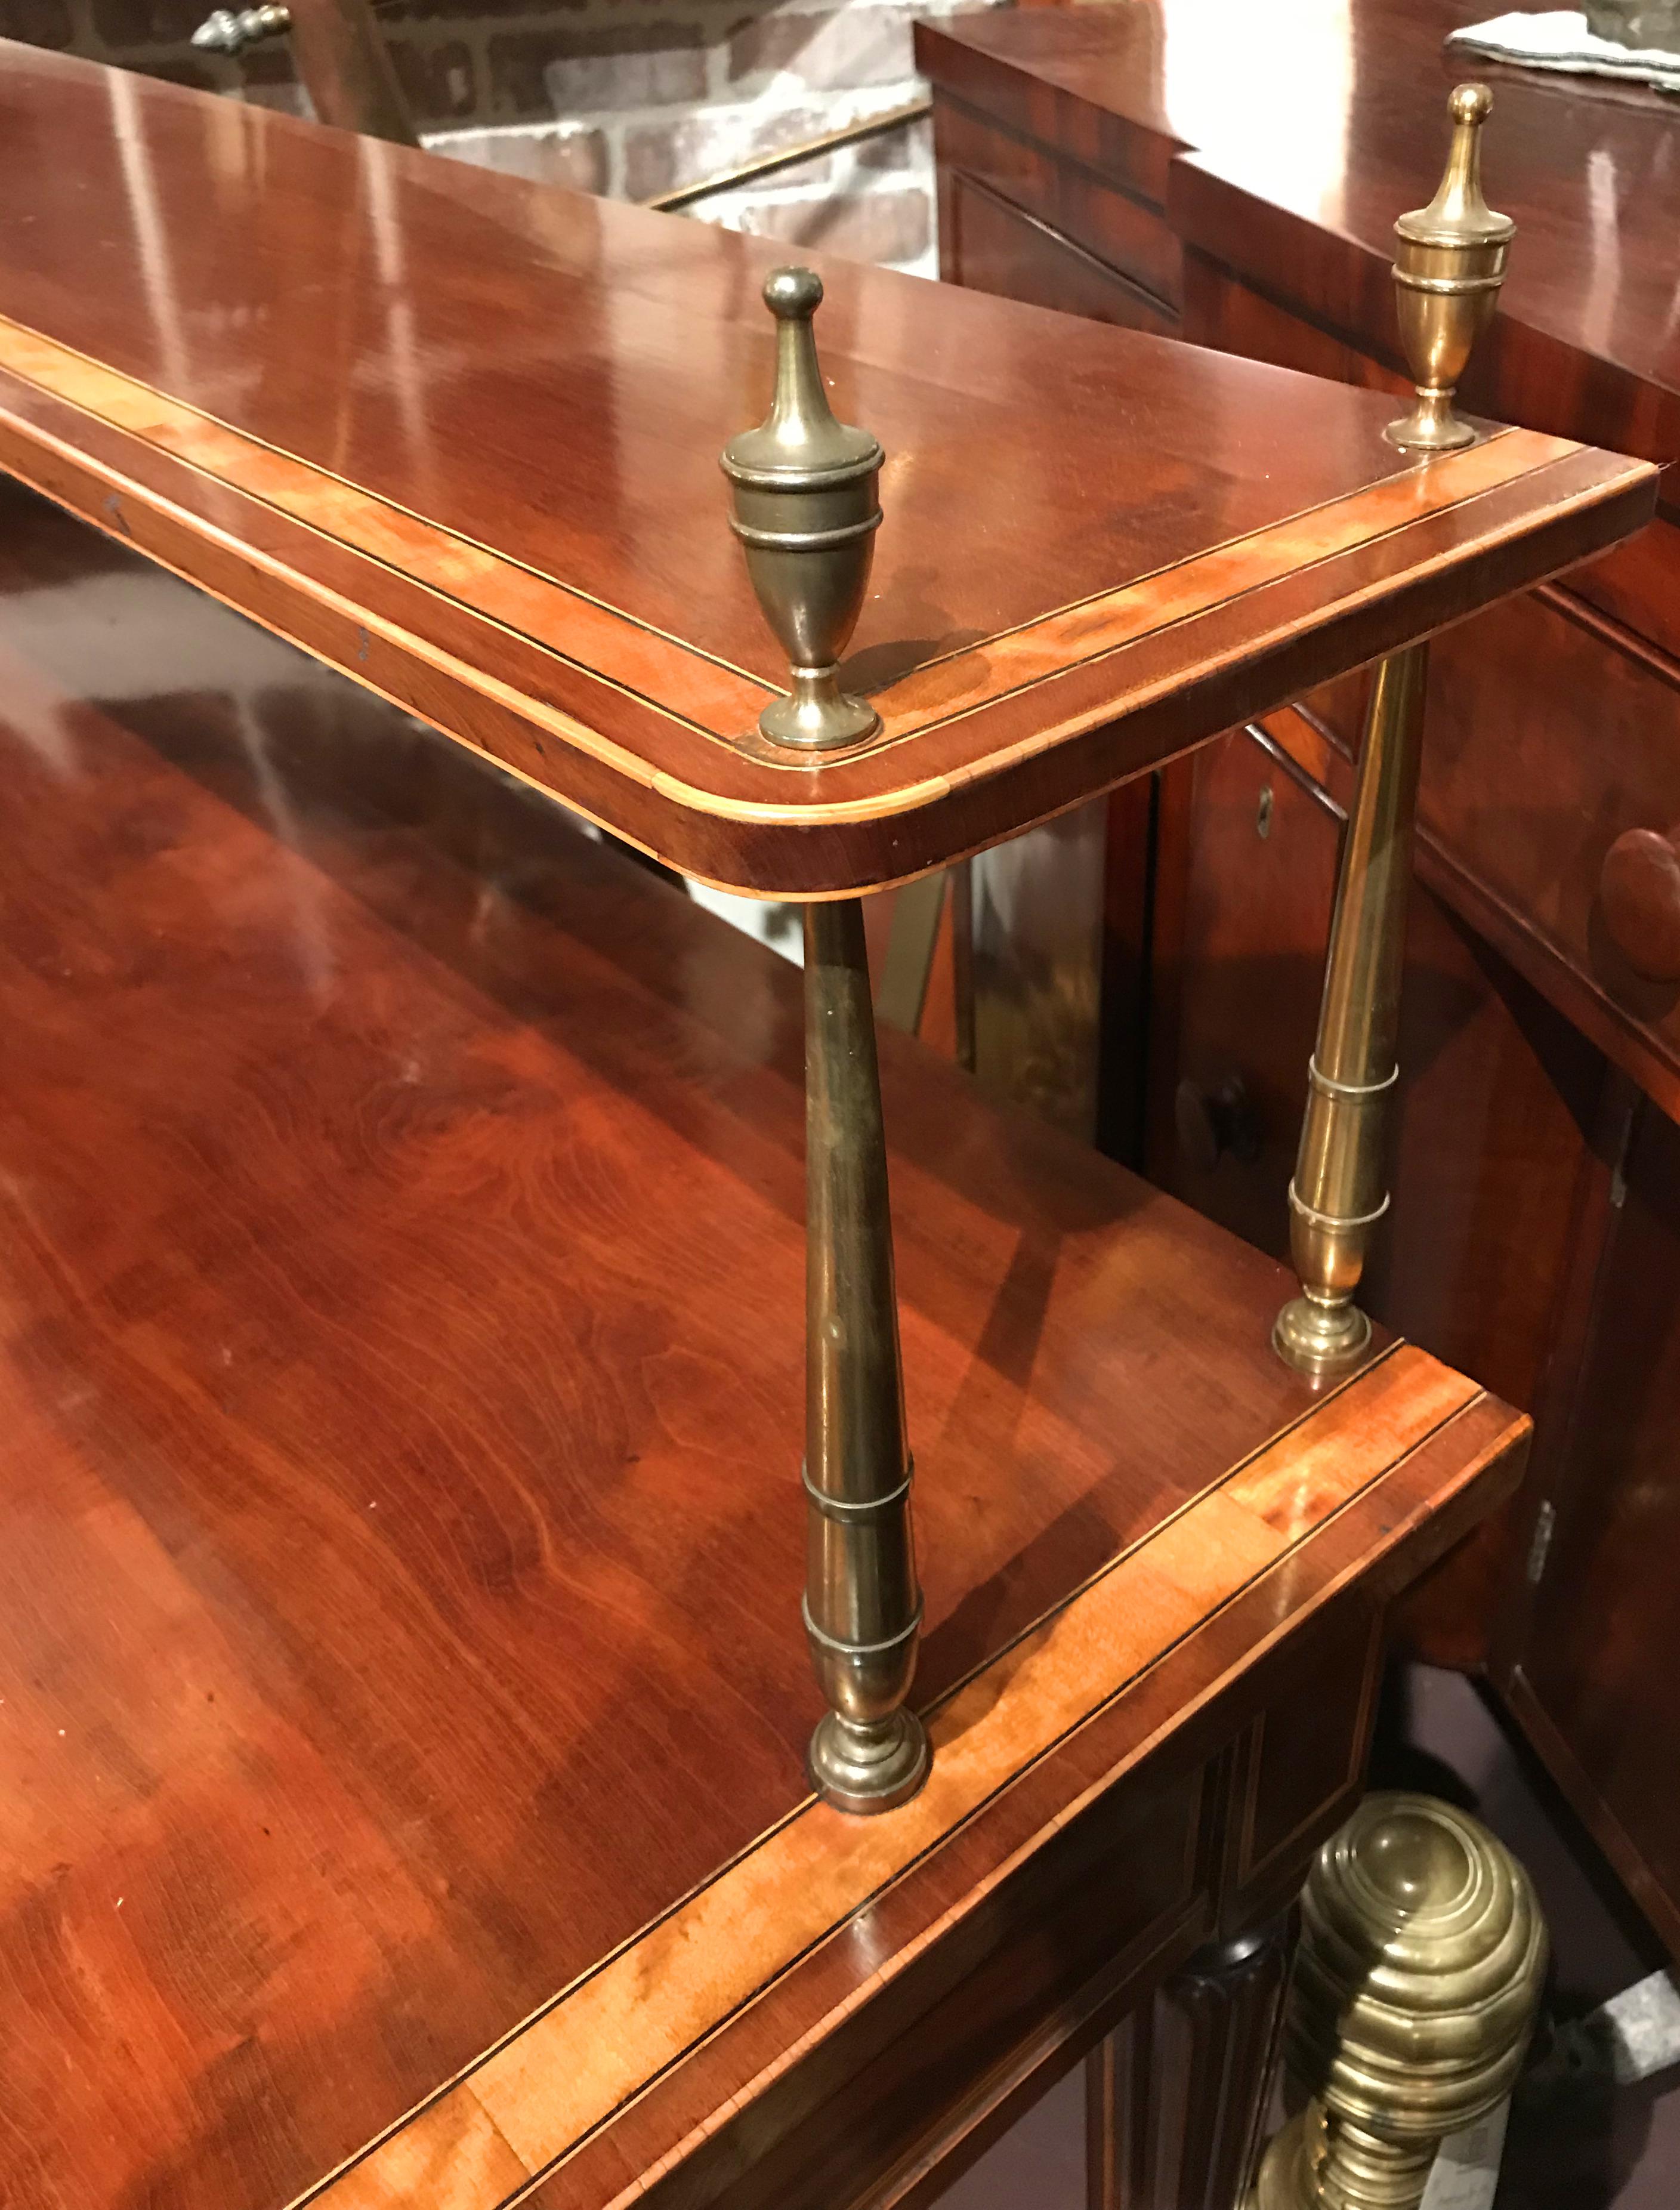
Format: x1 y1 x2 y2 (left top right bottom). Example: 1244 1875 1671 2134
303 1348 1500 2210
0 485 1527 2210
0 41 1654 893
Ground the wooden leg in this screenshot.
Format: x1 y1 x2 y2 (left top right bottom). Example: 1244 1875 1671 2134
1087 1915 1294 2210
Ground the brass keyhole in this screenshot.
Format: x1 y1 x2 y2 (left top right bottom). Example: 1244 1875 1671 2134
1256 784 1274 841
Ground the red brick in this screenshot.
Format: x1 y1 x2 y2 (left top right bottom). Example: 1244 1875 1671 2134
434 121 607 195
854 111 927 172
622 98 833 201
725 183 929 266
489 22 705 119
728 8 915 89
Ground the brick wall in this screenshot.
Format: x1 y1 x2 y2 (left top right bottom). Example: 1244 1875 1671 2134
3 0 1003 274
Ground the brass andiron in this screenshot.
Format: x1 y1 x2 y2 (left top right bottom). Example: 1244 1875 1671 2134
722 270 927 1812
1274 646 1427 1376
1252 1793 1548 2210
1386 84 1515 453
721 267 884 751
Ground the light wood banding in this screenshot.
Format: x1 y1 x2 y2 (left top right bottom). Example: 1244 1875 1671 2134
0 44 1656 893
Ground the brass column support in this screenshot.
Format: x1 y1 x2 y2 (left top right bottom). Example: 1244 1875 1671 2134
1252 1793 1547 2210
801 900 928 1813
724 271 926 1812
1274 646 1428 1376
1277 84 1515 1375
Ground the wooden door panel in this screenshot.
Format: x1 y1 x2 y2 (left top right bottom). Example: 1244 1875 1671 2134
1515 1100 1680 1960
937 168 1180 338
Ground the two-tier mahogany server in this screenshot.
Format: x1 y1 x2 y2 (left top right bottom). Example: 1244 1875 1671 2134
0 36 1656 2210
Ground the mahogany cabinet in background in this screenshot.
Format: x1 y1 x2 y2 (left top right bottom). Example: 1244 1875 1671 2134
920 0 1680 1953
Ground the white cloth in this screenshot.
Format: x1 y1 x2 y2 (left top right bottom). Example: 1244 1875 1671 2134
1446 10 1680 89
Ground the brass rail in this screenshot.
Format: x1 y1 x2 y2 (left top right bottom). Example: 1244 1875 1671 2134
642 97 931 214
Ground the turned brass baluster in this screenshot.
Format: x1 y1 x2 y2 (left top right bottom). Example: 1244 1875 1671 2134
1276 87 1513 1376
723 268 928 1813
1274 646 1427 1375
802 900 928 1811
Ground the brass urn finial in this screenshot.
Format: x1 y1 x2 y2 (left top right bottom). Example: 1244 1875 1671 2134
1252 1793 1548 2210
721 267 884 752
1386 84 1516 453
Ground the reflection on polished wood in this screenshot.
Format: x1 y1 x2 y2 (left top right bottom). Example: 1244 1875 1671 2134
0 41 1654 892
0 485 1529 2210
0 32 1650 2202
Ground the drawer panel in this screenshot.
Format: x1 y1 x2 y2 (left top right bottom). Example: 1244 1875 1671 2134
1224 1598 1383 1928
1417 589 1680 1114
1179 249 1680 1113
934 94 1181 307
1571 504 1680 669
939 168 1179 341
1180 248 1407 400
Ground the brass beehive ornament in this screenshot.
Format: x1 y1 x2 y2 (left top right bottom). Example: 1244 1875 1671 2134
1252 1793 1548 2210
1386 84 1515 453
721 267 884 751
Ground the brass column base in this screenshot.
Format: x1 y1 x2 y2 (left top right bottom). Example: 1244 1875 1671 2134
760 665 880 752
808 1706 929 1815
1273 1291 1372 1379
1383 386 1477 454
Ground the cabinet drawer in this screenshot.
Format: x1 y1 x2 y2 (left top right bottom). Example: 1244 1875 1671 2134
1571 505 1680 669
938 168 1179 340
1415 590 1680 1116
933 94 1181 308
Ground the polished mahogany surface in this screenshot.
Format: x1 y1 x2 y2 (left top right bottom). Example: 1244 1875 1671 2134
921 0 1680 474
0 484 1525 2209
0 44 1653 894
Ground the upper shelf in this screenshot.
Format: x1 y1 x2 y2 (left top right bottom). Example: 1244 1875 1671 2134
0 41 1656 893
917 0 1680 474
